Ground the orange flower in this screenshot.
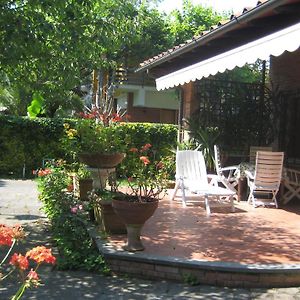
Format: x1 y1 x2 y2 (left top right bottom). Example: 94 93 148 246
37 168 52 177
141 143 152 152
0 224 24 246
129 147 138 153
0 224 14 246
26 246 56 265
140 156 150 165
10 253 29 270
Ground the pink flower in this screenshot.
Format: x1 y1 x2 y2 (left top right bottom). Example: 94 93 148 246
71 207 78 214
27 269 39 281
140 156 150 165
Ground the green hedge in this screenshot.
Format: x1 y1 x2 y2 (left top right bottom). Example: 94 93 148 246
0 116 177 178
0 116 66 177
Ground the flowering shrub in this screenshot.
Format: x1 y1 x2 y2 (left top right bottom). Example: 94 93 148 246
38 162 109 273
78 107 124 127
0 224 56 300
124 143 169 201
61 119 127 160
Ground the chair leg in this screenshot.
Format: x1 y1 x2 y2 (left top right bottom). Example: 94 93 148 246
179 180 187 207
272 191 278 208
205 194 210 216
171 181 179 201
230 196 235 212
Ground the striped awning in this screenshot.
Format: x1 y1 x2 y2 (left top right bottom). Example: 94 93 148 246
156 22 300 91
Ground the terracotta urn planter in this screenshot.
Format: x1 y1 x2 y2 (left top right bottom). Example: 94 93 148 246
79 152 125 168
112 197 159 252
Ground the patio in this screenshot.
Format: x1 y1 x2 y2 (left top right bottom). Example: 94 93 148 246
88 191 300 287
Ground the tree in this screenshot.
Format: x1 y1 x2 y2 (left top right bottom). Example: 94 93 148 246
167 0 224 45
0 0 140 116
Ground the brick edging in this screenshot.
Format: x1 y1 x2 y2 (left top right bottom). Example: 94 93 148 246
86 223 300 287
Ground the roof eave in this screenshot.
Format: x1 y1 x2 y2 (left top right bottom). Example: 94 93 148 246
135 0 285 73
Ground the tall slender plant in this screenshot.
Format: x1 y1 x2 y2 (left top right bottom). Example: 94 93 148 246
185 118 220 171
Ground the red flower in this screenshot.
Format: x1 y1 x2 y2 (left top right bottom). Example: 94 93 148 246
0 225 13 246
140 156 150 165
111 113 122 123
129 147 138 153
26 246 56 265
141 143 152 152
10 253 29 270
37 168 52 177
127 177 134 182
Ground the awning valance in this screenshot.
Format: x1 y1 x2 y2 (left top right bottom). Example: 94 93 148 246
156 22 300 91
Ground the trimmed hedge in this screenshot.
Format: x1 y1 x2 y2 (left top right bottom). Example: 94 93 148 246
0 115 177 178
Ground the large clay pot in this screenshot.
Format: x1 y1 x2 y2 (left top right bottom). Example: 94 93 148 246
94 200 126 234
79 152 125 168
112 197 158 252
79 178 93 201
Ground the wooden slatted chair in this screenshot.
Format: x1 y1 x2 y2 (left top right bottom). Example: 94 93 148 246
246 151 284 208
282 168 300 205
214 145 238 193
171 150 236 215
249 146 272 164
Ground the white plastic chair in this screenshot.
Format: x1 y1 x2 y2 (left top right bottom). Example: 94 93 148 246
214 145 238 193
246 151 284 208
171 150 236 215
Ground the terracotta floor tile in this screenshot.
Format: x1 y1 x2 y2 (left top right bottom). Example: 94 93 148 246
108 191 300 264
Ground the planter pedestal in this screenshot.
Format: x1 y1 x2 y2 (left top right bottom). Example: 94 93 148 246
112 198 158 252
87 167 115 189
124 224 144 251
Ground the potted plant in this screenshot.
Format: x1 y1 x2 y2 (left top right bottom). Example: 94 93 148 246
77 165 93 201
112 143 169 252
76 119 126 168
89 189 126 234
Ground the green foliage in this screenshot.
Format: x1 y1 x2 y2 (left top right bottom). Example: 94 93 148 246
124 3 173 66
27 92 45 118
0 115 66 177
168 0 223 44
0 1 142 116
0 116 177 178
182 273 199 286
186 118 220 171
38 164 109 273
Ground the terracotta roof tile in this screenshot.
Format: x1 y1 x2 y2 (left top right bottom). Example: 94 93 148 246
139 0 266 68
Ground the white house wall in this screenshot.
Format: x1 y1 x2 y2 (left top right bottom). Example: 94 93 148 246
117 84 178 110
144 90 178 109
